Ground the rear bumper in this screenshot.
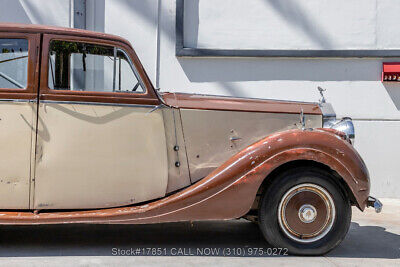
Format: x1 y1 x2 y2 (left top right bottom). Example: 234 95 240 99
367 196 383 213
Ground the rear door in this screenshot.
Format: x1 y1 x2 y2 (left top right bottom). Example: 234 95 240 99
33 34 168 210
0 33 39 209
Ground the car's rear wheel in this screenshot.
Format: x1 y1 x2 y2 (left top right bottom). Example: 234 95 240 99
258 167 351 255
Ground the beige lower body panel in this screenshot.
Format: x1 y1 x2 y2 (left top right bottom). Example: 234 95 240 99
180 109 322 182
0 101 35 209
34 103 168 210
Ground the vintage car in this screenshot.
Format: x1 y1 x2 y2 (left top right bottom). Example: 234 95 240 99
0 23 381 255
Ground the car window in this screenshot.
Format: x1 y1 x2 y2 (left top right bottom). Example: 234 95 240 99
0 38 28 89
48 40 144 93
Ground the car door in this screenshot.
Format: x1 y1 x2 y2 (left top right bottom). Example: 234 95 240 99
34 34 168 210
0 33 39 209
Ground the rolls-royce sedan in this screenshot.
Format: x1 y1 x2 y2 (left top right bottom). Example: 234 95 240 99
0 23 381 255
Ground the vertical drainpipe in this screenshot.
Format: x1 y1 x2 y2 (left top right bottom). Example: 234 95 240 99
69 0 73 28
155 0 162 89
72 0 87 90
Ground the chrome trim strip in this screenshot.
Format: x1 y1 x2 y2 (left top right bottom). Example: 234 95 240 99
0 99 37 103
39 100 158 108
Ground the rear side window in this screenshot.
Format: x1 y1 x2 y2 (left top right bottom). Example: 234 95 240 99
48 40 145 93
0 39 28 89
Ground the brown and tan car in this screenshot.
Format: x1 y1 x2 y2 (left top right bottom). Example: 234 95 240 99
0 23 381 255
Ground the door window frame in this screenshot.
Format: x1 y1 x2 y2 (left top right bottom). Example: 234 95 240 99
39 34 159 105
0 32 40 100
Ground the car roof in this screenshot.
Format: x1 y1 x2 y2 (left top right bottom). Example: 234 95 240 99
0 23 131 46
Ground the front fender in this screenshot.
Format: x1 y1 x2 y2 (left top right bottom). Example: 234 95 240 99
221 128 370 210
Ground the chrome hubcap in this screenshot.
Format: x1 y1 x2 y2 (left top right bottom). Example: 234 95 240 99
277 183 336 243
298 204 317 223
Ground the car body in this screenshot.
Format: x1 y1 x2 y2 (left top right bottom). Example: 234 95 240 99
0 23 381 255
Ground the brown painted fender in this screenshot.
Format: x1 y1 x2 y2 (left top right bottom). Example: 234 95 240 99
0 129 369 225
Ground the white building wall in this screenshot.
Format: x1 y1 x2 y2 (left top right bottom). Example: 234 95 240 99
1 0 399 197
0 0 71 26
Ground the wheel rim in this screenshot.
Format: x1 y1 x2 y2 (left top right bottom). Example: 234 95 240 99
277 183 336 243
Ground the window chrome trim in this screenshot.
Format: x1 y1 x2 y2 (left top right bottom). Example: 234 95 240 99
116 48 146 94
47 40 146 95
39 99 159 108
0 99 160 108
0 99 36 103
